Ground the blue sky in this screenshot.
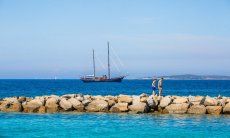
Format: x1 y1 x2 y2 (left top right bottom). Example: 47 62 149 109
0 0 230 79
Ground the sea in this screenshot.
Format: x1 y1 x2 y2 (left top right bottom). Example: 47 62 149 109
0 79 230 138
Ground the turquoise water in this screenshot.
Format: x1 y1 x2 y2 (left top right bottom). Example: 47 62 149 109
0 112 229 138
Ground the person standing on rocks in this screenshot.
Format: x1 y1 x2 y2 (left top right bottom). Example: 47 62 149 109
158 78 164 96
151 79 157 95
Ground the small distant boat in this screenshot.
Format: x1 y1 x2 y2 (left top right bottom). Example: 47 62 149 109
80 42 125 83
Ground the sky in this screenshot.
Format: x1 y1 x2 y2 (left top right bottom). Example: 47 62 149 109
0 0 230 79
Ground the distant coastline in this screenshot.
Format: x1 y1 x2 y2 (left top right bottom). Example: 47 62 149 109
140 74 230 80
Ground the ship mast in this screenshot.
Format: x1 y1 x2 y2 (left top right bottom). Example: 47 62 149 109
93 49 96 78
107 42 111 79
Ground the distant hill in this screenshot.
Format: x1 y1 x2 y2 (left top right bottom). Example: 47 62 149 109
142 74 230 80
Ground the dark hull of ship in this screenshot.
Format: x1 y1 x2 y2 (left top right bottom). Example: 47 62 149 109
81 76 124 83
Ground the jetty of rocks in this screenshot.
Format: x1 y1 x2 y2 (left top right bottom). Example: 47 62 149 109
0 94 230 115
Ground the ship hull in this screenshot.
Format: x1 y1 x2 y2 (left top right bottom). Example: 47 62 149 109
81 76 124 83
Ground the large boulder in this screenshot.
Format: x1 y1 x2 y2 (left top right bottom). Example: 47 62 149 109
86 100 108 112
204 97 218 106
226 98 230 103
61 94 76 99
140 97 148 103
217 99 226 106
83 95 92 100
93 95 105 100
38 106 46 113
165 103 189 114
59 98 73 111
23 98 44 113
104 96 117 107
118 95 132 104
110 103 128 113
45 97 59 113
159 96 172 108
48 95 60 100
18 96 27 103
105 95 117 101
188 96 204 103
132 96 141 105
34 97 45 105
140 93 148 103
140 93 148 97
68 98 84 112
147 95 158 109
128 102 149 113
0 100 22 112
206 106 222 115
107 99 116 107
3 97 18 102
188 96 204 105
187 105 206 114
82 99 92 106
223 103 230 114
26 97 33 102
75 96 84 102
173 97 188 104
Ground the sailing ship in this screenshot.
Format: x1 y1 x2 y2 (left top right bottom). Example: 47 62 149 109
80 42 125 82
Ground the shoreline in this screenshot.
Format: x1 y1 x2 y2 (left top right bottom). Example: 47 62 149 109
0 94 230 115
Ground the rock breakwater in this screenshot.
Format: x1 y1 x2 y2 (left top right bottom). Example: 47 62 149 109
0 94 230 115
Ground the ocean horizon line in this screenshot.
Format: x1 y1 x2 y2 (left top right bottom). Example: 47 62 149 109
0 78 230 80
1 74 230 80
